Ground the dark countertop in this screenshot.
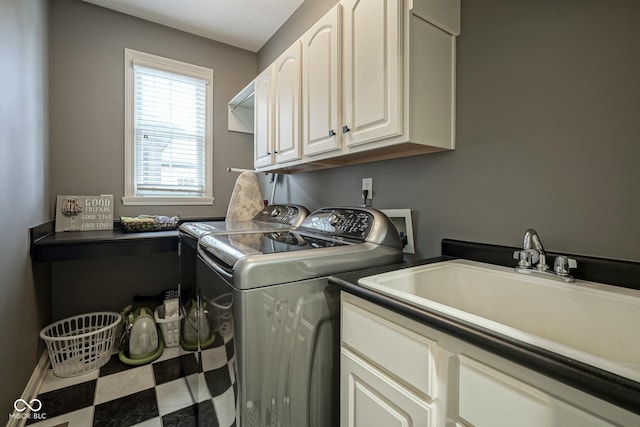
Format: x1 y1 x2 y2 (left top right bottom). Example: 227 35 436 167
329 254 640 416
30 228 179 262
29 217 223 263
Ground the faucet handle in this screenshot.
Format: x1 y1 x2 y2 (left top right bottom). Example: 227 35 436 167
513 250 532 268
513 248 540 268
554 256 577 277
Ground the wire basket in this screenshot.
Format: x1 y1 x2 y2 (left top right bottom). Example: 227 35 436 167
40 312 121 377
121 215 179 232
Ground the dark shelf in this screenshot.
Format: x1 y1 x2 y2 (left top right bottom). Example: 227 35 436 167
30 227 179 263
29 217 222 263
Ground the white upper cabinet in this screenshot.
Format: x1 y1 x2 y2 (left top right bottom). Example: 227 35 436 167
301 5 342 157
273 41 302 164
244 0 460 172
339 0 458 159
253 65 274 168
342 0 403 147
254 43 302 169
228 80 255 134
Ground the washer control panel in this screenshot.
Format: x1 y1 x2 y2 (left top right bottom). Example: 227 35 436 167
300 208 374 240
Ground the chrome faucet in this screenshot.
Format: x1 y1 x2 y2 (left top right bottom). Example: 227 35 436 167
513 229 577 282
523 228 548 272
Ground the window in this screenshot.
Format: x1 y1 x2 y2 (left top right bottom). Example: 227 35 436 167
123 49 214 205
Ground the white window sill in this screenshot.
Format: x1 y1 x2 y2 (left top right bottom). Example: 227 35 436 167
122 196 214 206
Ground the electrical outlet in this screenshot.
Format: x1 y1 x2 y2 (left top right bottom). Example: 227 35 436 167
362 178 373 199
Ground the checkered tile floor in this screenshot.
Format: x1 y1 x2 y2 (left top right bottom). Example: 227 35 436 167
27 332 237 427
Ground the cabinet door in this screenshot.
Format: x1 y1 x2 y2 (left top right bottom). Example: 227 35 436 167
343 0 403 147
341 349 435 427
273 41 302 164
457 355 617 427
254 66 274 168
342 299 437 399
302 4 342 157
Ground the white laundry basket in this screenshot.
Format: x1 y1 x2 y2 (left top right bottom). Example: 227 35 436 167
40 312 121 377
154 305 183 347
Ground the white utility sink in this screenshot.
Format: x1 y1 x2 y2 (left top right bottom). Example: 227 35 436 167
358 259 640 382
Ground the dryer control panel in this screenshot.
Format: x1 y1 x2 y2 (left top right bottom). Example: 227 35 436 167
252 204 310 226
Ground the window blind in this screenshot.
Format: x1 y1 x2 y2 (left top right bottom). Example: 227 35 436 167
133 64 207 197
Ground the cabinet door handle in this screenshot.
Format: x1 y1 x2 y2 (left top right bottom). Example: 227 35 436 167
329 129 336 137
342 125 350 133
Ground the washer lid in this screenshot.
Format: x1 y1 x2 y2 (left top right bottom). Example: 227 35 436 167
180 220 294 239
195 207 405 289
179 203 309 239
198 230 352 269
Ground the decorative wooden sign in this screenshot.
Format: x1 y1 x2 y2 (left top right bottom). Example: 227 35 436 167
55 195 114 232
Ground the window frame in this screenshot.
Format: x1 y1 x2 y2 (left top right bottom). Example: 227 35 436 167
123 48 214 206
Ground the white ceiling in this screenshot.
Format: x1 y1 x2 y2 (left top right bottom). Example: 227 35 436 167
82 0 305 52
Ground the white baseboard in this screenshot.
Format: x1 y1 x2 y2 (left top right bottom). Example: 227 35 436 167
6 351 50 427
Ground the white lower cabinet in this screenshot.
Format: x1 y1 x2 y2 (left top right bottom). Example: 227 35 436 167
342 294 437 398
341 292 639 427
457 355 616 427
341 295 439 427
341 349 436 427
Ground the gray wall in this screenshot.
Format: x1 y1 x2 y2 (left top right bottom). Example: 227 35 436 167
260 0 640 262
0 0 50 415
49 0 257 219
259 0 337 71
47 0 259 323
51 252 179 320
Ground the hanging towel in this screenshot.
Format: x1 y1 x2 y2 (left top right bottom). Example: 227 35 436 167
226 171 264 221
